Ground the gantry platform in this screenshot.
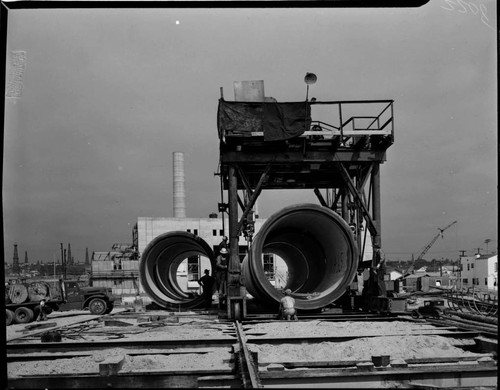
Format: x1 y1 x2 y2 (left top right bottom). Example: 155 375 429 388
218 99 394 191
216 98 395 318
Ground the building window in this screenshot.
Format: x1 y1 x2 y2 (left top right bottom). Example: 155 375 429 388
187 229 191 233
113 258 122 270
213 229 217 236
467 264 469 271
219 229 224 236
114 280 120 286
194 229 198 235
263 254 274 278
463 278 468 284
471 263 474 269
485 278 488 285
187 256 199 282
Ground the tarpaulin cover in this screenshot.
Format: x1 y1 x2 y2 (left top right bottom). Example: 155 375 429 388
218 99 311 141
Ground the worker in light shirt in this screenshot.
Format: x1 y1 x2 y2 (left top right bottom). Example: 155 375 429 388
279 289 298 320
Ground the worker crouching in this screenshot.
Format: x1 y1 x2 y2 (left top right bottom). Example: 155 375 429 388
279 289 298 320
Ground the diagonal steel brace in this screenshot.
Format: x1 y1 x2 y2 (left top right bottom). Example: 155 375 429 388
338 163 377 237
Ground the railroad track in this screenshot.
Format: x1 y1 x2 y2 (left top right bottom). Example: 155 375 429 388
5 310 498 389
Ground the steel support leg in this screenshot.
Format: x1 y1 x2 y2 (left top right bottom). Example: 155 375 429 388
227 165 243 318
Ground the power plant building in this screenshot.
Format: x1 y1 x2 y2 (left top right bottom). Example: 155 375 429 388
91 216 289 302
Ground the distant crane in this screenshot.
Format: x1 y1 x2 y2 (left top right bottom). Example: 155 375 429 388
408 220 457 273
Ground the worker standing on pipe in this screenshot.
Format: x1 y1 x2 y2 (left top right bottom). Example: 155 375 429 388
215 248 229 295
279 289 298 320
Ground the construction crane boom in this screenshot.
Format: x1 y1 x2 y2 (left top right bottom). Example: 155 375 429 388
416 220 457 261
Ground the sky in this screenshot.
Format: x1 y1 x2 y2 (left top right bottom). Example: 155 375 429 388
2 1 497 266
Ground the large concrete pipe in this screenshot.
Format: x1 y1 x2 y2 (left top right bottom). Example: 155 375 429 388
140 231 215 309
242 204 358 311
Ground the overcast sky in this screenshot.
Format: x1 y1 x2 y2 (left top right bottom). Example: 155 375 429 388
2 2 497 265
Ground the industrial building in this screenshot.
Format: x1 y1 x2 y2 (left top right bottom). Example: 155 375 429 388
459 254 498 291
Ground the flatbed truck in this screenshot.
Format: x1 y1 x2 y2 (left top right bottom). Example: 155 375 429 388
5 278 115 325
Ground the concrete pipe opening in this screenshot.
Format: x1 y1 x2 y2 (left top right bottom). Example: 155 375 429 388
242 204 358 311
140 231 215 310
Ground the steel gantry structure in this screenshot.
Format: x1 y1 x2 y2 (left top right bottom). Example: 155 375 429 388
217 91 395 318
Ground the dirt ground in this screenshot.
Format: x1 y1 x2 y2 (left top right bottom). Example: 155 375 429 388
244 319 453 338
7 313 486 378
8 347 234 377
251 334 481 364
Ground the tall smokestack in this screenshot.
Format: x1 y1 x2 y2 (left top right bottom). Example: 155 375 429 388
173 151 186 218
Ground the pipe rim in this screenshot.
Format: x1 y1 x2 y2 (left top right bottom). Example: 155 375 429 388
140 231 216 309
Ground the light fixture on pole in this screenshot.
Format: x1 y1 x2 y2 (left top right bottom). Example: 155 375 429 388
304 72 317 101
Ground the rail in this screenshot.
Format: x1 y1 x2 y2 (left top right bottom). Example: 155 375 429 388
234 320 262 388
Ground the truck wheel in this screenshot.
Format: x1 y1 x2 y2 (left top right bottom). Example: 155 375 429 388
411 310 419 319
14 307 34 324
6 309 14 326
432 311 440 319
89 298 107 315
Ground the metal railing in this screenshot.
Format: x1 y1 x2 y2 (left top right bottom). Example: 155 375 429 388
308 99 394 138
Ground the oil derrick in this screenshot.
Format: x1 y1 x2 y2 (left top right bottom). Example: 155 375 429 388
12 243 20 274
68 243 73 265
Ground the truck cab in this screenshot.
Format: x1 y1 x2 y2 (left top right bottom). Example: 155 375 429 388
58 280 115 315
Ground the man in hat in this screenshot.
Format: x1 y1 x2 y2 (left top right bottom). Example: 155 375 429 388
279 289 297 320
216 236 228 257
215 247 229 295
198 269 216 310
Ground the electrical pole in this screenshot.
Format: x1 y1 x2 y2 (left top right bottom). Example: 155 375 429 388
484 239 491 254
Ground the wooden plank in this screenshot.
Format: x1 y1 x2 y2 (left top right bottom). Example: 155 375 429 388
197 374 240 388
258 353 495 369
260 360 361 368
259 363 498 379
474 336 498 355
99 355 125 376
405 354 495 364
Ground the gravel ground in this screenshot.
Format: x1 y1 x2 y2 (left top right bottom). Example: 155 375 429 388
6 313 488 379
244 319 453 338
8 347 234 377
251 334 482 364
